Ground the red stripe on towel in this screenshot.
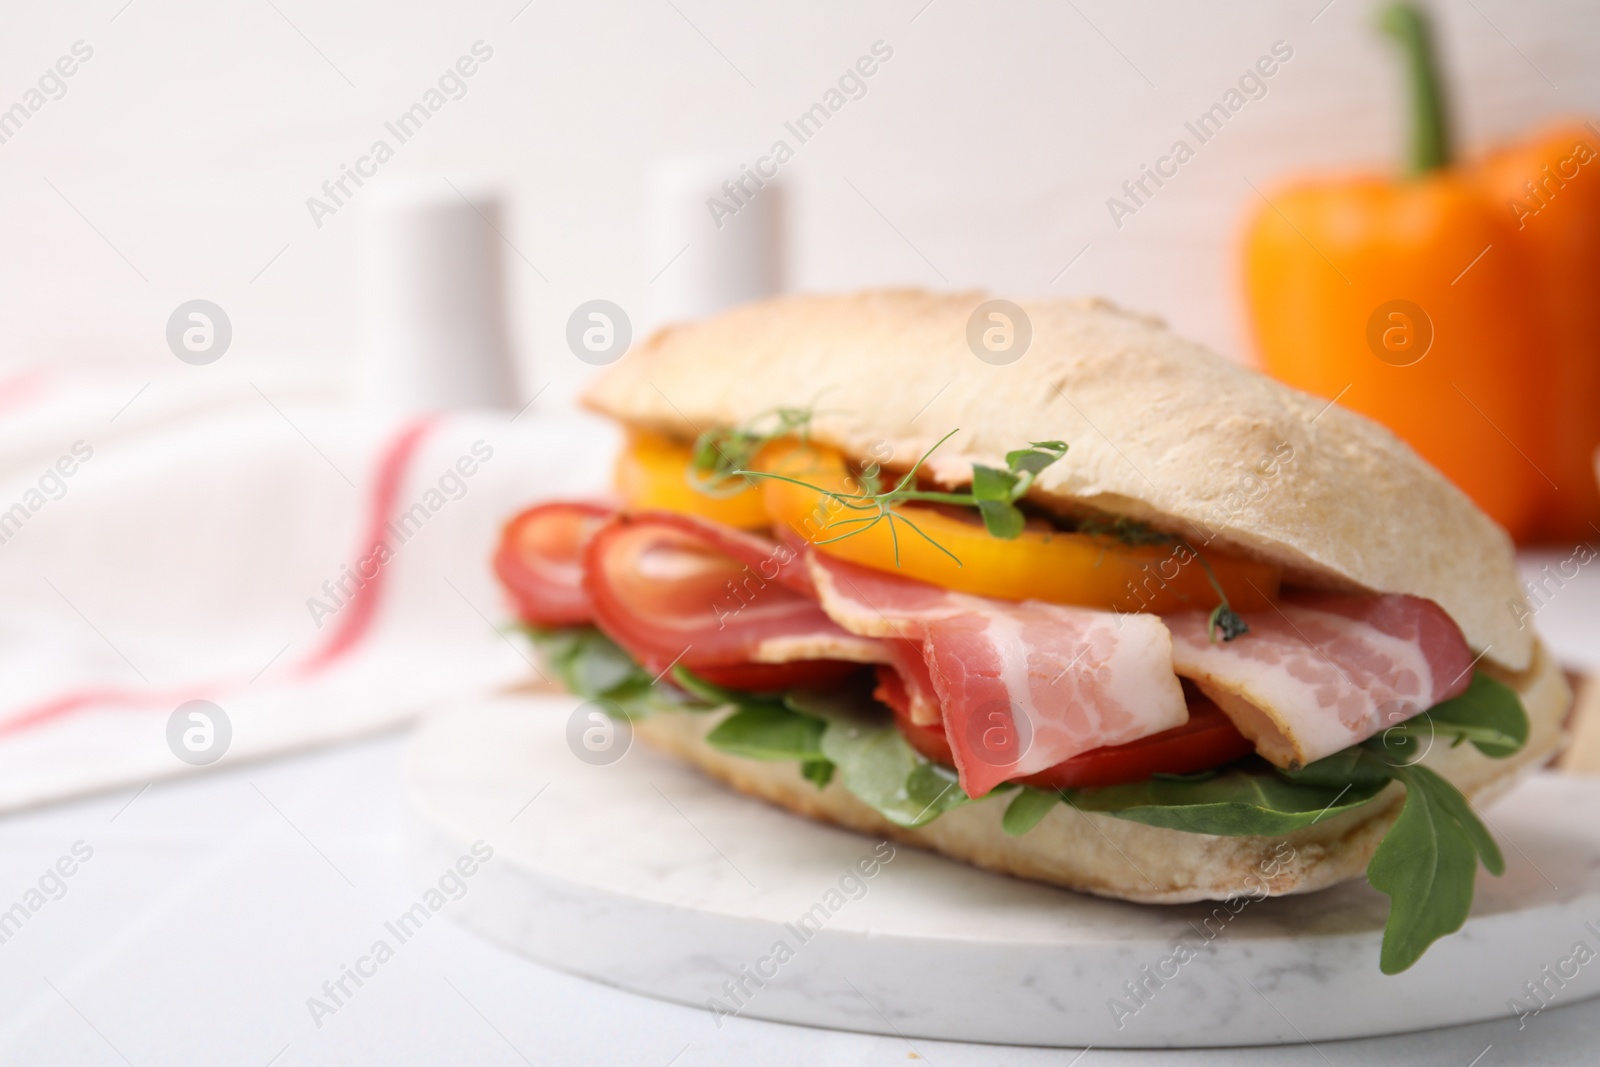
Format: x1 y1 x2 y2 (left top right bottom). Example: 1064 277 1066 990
0 416 441 736
295 417 437 676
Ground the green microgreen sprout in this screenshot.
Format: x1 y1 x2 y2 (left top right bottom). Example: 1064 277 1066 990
689 404 819 498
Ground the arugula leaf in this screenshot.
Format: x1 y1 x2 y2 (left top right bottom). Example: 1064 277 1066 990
693 681 839 789
820 716 970 827
1282 744 1397 790
1068 765 1389 836
700 681 965 816
706 704 827 761
1002 787 1060 835
1416 673 1529 757
525 626 697 719
1367 763 1491 974
901 762 973 825
1404 764 1504 874
1097 708 1520 975
527 626 642 696
1075 720 1515 975
800 760 835 789
794 685 972 828
1380 719 1520 761
1296 727 1513 974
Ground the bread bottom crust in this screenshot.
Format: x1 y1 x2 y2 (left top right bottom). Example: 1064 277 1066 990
631 641 1568 904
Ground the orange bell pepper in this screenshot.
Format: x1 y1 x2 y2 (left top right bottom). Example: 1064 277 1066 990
1243 4 1579 542
1478 123 1600 540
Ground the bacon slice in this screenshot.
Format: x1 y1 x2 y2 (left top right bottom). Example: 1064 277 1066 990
583 511 886 678
1165 592 1476 769
882 640 942 725
494 502 615 626
801 548 959 638
809 552 1189 797
878 675 1255 791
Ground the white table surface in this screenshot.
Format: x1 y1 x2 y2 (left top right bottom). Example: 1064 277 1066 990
0 725 1596 1067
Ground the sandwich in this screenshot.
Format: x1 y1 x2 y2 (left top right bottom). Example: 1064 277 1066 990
493 289 1567 974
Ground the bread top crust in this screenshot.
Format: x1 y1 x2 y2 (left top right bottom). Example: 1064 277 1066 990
582 289 1532 670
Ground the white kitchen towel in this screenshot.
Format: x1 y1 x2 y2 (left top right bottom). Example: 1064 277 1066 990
0 368 615 812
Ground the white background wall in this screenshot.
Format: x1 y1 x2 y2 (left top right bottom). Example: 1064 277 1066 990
0 0 1593 405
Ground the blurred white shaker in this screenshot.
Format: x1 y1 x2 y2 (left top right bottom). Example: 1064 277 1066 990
644 156 785 331
358 178 519 411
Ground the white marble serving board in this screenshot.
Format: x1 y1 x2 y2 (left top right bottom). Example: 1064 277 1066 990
402 691 1600 1048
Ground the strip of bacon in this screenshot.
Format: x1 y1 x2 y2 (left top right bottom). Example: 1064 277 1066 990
494 501 614 626
879 672 1255 790
583 511 887 681
1164 592 1476 769
808 552 1189 797
882 639 942 726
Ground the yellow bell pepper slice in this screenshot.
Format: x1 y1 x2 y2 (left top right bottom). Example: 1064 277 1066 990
758 442 1279 614
614 429 771 530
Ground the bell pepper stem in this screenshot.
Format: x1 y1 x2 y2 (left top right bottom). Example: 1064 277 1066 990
1379 3 1453 174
